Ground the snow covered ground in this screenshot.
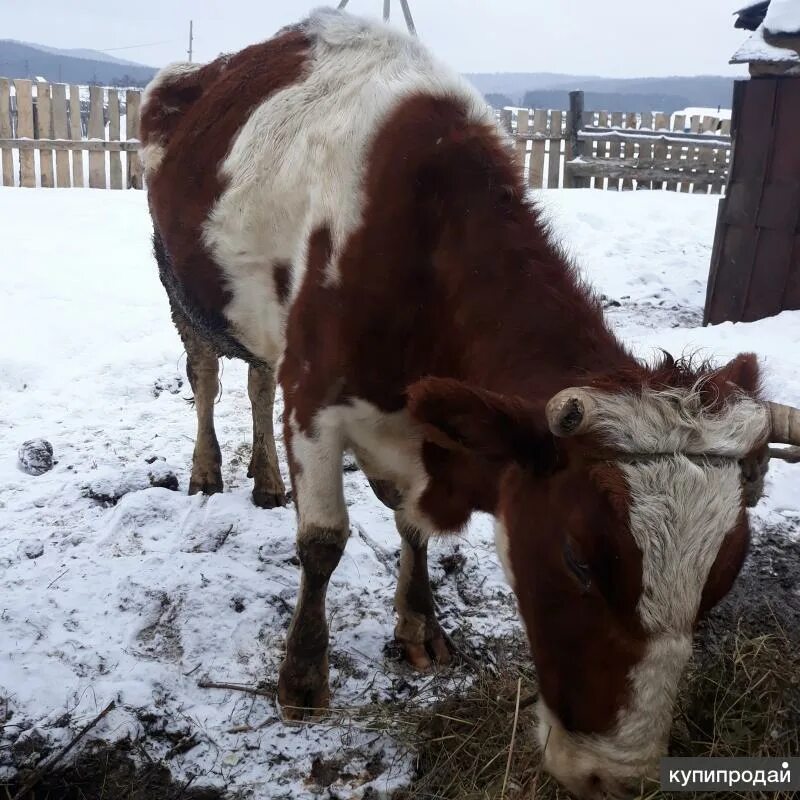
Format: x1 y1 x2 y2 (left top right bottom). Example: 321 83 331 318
1 187 798 798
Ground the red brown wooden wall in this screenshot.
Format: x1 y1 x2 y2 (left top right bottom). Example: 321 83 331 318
705 77 800 324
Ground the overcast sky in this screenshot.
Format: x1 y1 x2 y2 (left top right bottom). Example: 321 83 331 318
5 0 749 78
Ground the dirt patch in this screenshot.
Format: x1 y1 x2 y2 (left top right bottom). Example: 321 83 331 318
1 740 224 800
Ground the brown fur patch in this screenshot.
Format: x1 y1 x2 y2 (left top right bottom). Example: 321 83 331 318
144 29 311 315
273 260 293 304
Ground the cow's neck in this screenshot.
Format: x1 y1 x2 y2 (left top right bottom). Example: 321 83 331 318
437 194 637 403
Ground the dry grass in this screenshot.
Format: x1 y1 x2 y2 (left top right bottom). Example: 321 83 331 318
387 615 800 800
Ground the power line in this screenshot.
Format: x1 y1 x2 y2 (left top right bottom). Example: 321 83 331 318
99 39 178 53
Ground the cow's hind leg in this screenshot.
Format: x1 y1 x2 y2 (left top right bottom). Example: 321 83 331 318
368 480 452 670
394 513 452 670
247 364 288 508
173 313 223 497
278 417 348 719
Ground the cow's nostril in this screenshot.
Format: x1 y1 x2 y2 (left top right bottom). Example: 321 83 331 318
585 772 607 798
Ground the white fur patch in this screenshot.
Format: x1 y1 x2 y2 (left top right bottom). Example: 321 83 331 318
201 8 495 363
538 454 747 789
587 387 770 457
538 634 691 792
493 520 515 590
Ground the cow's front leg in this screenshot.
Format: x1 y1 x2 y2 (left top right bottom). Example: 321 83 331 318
394 513 452 670
278 416 348 719
247 363 288 508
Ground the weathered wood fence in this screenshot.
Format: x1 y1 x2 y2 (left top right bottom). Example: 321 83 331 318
0 82 730 195
500 91 732 194
0 78 143 189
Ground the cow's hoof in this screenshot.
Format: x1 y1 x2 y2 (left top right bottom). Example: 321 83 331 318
251 485 290 509
277 661 330 720
188 474 223 496
401 634 452 671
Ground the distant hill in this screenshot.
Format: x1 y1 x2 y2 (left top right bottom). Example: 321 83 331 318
24 42 147 68
0 40 157 86
465 73 735 113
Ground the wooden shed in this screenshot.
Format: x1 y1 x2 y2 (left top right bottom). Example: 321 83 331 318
704 0 800 324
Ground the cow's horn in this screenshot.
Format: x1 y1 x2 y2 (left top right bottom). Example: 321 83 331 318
767 401 800 445
769 446 800 463
546 389 596 437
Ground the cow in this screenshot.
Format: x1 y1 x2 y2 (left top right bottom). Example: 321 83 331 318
140 10 800 797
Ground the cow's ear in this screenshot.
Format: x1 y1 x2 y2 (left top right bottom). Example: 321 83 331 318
407 377 557 471
701 353 762 406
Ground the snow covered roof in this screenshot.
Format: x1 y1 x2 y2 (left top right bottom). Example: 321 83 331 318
731 0 800 65
731 24 800 63
764 0 800 35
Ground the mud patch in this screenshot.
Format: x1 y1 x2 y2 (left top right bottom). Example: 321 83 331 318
2 741 223 800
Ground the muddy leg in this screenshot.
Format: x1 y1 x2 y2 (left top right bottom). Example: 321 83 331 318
247 364 288 509
278 418 348 719
394 514 452 670
183 330 223 497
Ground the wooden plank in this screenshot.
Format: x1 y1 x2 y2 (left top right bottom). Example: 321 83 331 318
88 85 106 188
50 83 71 187
37 81 55 188
579 126 731 147
704 80 774 324
667 114 685 191
651 112 670 190
593 111 608 189
0 78 12 186
639 112 654 189
567 91 588 189
126 90 143 189
567 158 717 183
622 112 637 190
711 119 732 194
69 84 84 187
547 109 563 189
607 112 624 190
514 109 529 182
0 138 140 152
529 109 547 188
14 80 35 187
107 88 122 189
693 116 719 195
681 115 701 193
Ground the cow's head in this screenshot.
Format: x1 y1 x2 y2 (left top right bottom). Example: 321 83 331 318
409 353 799 797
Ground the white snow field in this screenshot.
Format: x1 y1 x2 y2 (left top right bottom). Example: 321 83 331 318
1 187 798 797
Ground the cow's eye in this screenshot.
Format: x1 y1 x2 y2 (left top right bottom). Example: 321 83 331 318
563 539 592 592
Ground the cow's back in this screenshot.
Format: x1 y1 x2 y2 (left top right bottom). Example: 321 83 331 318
142 9 493 365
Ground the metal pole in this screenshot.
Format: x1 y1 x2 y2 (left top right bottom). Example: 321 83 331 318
187 20 194 62
383 0 391 22
398 0 417 35
337 0 349 7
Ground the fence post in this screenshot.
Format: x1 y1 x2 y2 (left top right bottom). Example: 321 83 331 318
565 90 586 188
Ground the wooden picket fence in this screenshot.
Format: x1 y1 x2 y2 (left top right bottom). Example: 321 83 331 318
0 81 731 195
0 78 143 189
499 91 732 194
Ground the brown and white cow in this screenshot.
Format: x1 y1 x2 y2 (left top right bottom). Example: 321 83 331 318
141 10 800 797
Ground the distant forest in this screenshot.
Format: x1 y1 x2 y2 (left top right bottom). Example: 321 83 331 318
468 73 735 113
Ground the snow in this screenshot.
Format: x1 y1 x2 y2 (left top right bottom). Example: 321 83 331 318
764 0 800 35
732 24 800 64
674 107 732 123
1 187 799 796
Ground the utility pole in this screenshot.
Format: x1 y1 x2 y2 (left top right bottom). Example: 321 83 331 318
187 20 194 62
